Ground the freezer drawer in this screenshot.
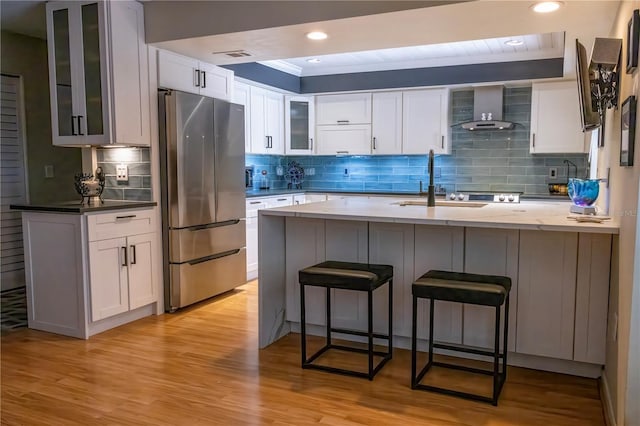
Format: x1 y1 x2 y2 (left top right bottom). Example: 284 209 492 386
169 248 246 310
169 219 245 263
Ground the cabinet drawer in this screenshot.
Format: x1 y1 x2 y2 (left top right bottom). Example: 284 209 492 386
316 93 372 125
246 199 268 217
87 208 156 241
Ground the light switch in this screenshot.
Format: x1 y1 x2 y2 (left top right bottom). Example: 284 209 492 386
44 165 54 178
116 164 128 182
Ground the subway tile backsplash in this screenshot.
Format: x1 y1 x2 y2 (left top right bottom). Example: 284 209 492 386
247 87 588 195
96 147 152 201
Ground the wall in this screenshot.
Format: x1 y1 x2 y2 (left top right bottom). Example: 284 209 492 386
599 2 640 425
247 87 588 195
96 147 152 201
0 31 81 203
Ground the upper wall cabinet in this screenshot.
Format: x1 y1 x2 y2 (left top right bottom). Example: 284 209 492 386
249 86 284 155
316 93 372 125
157 50 234 101
232 81 252 153
372 92 402 154
285 95 315 155
402 88 450 155
46 1 150 147
530 81 588 154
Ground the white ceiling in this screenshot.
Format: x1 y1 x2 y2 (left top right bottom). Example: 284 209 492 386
1 1 621 80
261 32 566 77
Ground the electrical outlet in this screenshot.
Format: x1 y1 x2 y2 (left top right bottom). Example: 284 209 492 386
549 167 558 179
307 168 315 176
116 164 128 182
343 168 349 177
44 165 54 178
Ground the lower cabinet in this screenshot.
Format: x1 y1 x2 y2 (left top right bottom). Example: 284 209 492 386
21 208 161 339
88 232 157 322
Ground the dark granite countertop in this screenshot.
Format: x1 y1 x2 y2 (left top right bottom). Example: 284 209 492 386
10 200 157 214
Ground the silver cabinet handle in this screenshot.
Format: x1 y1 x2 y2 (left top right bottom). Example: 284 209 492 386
130 245 136 265
532 133 536 148
336 150 349 154
78 116 84 135
337 120 349 124
71 115 77 136
194 68 200 87
116 215 136 220
310 138 313 151
201 71 206 88
295 200 300 204
249 201 261 204
265 136 269 148
373 137 377 150
277 198 287 201
121 246 128 267
441 135 444 149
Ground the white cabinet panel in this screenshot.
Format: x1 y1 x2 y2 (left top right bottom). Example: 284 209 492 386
232 81 251 152
305 194 328 203
89 237 129 321
574 233 611 364
249 87 284 154
285 218 326 325
530 81 588 154
325 220 369 331
157 50 234 101
463 228 519 351
127 232 158 311
316 124 371 155
414 225 464 343
402 88 449 154
246 215 259 280
316 93 372 125
369 222 414 337
293 194 306 205
372 92 403 154
517 230 577 360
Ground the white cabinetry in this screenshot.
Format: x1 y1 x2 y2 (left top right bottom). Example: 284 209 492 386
46 1 150 146
21 208 160 339
530 81 588 154
372 92 403 154
87 209 158 322
285 96 315 155
516 231 577 360
316 93 372 125
316 125 372 155
157 50 234 101
402 88 450 154
232 81 252 152
250 87 284 154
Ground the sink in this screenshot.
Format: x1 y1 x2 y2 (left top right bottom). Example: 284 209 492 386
396 200 488 208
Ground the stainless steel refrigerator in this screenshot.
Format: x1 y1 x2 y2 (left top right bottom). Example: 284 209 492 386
158 89 246 311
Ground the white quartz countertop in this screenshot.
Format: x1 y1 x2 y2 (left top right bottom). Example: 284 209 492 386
259 197 619 234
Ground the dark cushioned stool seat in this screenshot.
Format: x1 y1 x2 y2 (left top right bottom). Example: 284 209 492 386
413 270 511 307
298 261 393 380
411 269 511 406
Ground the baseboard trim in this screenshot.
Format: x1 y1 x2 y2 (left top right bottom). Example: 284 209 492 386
601 371 616 426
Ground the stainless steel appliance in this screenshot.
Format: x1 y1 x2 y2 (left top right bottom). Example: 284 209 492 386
447 192 521 203
158 89 246 311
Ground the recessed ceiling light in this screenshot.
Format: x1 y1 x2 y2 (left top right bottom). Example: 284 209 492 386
505 39 524 46
306 58 321 63
531 1 563 13
306 31 328 40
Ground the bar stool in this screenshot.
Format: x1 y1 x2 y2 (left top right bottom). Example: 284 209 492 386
298 261 393 380
411 270 511 405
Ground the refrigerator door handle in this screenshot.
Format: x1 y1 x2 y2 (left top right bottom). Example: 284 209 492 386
186 249 241 266
187 219 240 231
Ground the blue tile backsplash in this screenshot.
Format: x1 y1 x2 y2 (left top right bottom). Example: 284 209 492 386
246 87 588 195
96 147 152 201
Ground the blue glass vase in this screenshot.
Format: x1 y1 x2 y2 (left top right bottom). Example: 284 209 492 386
567 178 600 206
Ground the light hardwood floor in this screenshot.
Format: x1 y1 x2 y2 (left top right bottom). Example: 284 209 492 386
1 281 605 425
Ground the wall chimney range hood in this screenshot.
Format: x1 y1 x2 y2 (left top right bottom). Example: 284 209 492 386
459 86 515 131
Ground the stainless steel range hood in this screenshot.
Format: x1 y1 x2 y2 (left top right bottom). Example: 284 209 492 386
460 86 515 131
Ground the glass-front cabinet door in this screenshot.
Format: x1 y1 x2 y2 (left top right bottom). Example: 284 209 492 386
285 96 315 155
46 1 109 145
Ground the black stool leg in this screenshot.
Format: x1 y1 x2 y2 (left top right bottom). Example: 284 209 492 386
411 294 417 388
388 279 393 359
428 298 435 366
367 289 374 380
492 304 501 406
326 287 331 346
503 296 510 382
300 284 307 366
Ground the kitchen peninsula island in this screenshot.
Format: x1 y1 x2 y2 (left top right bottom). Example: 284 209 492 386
258 197 618 377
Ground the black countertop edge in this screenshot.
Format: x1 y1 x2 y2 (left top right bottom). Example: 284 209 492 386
10 200 157 214
246 189 570 201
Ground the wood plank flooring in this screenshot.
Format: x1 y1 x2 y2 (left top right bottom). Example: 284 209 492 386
1 281 605 425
